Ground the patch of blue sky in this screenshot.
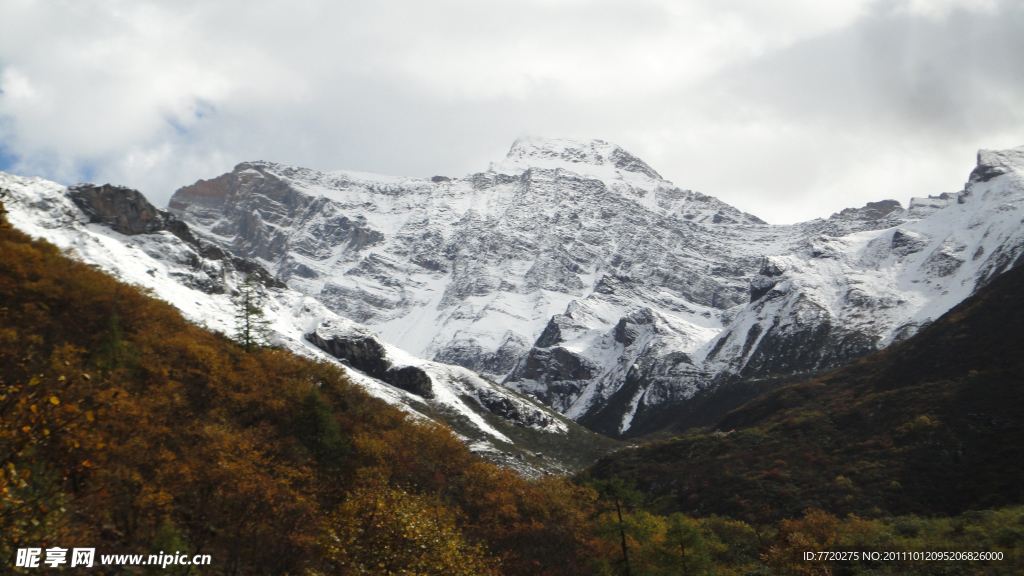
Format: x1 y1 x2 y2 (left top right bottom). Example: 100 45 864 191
0 107 17 173
77 162 97 184
167 99 218 136
0 142 17 173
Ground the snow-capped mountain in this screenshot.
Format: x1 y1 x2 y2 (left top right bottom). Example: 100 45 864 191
168 137 764 376
164 139 1024 436
8 138 1023 439
566 148 1024 435
0 172 601 474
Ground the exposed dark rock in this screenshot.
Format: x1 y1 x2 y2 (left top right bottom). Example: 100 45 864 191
307 328 388 372
232 257 287 289
476 389 554 428
592 274 628 295
712 212 735 224
748 257 788 302
578 372 645 436
489 333 533 374
969 163 1007 184
433 332 531 377
535 317 565 348
608 147 662 180
740 323 763 358
67 183 167 236
749 279 778 303
385 366 434 398
925 251 965 277
759 257 786 277
510 346 597 384
891 229 930 257
67 182 285 291
613 308 656 347
305 329 435 398
832 199 903 221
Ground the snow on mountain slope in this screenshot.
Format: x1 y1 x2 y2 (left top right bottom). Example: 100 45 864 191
589 147 1023 435
164 140 1024 437
0 171 587 474
700 146 1024 376
168 138 765 377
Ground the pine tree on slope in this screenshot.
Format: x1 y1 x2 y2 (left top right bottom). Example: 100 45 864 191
233 275 272 352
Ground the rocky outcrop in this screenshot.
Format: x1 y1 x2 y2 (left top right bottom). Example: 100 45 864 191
383 366 434 399
907 193 961 218
433 332 531 379
514 347 598 383
67 183 169 235
749 257 787 302
170 164 388 266
503 137 665 180
831 199 903 221
476 388 555 429
67 183 284 292
306 326 434 398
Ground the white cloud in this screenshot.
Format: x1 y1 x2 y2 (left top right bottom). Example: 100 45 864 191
0 0 1021 223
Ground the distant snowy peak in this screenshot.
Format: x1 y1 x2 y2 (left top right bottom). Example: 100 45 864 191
494 137 663 182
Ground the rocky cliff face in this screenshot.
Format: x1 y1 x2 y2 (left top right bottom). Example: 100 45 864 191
31 181 285 295
67 183 172 236
164 139 1024 437
168 138 766 380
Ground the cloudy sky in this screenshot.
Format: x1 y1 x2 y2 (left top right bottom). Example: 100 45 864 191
1 0 1022 223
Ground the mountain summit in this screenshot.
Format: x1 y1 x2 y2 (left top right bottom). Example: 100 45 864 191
496 137 664 181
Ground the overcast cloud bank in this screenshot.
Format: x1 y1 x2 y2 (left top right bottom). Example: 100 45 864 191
1 0 1021 223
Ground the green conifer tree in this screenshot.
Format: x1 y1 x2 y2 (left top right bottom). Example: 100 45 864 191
293 390 350 471
653 513 712 575
232 275 272 352
591 478 654 576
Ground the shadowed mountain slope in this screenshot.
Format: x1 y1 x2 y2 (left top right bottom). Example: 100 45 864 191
586 259 1024 521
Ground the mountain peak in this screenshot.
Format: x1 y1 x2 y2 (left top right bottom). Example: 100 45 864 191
497 137 662 180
